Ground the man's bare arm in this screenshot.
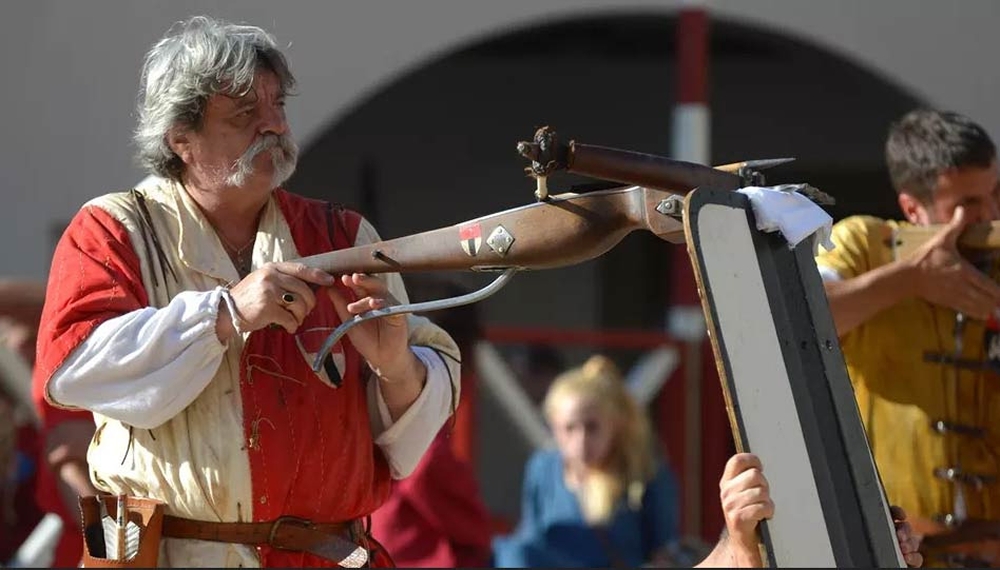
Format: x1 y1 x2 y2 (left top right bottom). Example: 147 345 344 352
826 206 1000 337
695 531 762 568
694 454 773 568
824 261 918 337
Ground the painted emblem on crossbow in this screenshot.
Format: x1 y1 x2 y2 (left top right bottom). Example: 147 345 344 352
459 222 482 256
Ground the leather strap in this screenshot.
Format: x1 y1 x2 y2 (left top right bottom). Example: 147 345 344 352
161 515 369 567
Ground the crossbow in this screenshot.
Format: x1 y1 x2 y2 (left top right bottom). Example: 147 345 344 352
299 126 828 372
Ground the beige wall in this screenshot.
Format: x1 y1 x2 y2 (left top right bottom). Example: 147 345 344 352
3 0 998 278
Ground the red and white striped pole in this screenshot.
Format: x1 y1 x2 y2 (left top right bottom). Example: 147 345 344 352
672 3 710 167
662 0 724 543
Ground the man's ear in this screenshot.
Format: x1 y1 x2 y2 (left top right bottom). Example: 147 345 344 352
897 192 929 225
166 127 193 165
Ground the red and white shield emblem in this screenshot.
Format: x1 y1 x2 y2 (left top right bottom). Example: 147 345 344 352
459 223 482 256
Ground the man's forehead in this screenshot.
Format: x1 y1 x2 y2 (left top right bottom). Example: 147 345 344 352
218 89 259 108
209 70 283 107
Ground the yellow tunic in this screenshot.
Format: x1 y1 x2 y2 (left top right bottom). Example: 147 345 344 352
816 215 1000 525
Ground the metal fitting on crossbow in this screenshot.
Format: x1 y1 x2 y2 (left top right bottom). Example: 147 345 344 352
656 195 685 218
516 126 570 179
311 269 520 373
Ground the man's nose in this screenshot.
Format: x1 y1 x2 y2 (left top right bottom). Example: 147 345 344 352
259 105 288 137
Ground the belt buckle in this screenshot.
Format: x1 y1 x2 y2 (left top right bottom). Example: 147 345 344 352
268 515 314 550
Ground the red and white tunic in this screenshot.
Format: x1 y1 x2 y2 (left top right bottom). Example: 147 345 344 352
32 177 460 567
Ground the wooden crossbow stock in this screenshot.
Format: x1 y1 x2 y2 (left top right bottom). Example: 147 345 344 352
891 221 1000 261
300 126 830 372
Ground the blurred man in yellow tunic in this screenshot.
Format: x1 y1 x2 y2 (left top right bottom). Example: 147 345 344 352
816 109 1000 566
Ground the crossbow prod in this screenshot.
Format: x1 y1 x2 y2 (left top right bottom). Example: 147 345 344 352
300 126 830 372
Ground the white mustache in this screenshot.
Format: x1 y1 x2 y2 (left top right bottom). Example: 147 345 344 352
225 134 299 188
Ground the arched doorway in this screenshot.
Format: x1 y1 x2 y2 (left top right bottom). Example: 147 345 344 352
290 10 923 543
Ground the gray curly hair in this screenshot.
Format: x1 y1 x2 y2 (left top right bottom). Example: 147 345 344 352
134 16 296 180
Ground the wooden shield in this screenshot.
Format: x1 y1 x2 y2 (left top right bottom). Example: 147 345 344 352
683 187 904 567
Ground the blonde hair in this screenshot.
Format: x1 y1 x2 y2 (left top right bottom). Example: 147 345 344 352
543 355 657 524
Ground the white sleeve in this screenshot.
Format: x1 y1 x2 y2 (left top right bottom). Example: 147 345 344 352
367 345 456 479
354 216 462 479
47 287 231 429
816 264 843 282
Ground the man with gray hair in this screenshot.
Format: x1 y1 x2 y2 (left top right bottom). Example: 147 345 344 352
32 15 461 567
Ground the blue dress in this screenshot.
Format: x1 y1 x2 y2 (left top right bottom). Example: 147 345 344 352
492 448 680 568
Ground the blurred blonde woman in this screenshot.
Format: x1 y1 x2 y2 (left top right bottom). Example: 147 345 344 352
493 354 925 568
492 354 681 567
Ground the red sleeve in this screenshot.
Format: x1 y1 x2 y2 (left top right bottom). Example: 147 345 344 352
394 431 492 554
32 204 148 429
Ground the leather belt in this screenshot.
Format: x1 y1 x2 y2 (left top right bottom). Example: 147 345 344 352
161 515 369 567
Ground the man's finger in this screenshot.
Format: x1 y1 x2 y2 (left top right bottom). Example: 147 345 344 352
723 465 768 497
274 262 337 287
273 307 300 334
326 285 354 323
939 205 969 246
279 297 308 324
273 276 318 314
723 485 770 515
736 501 774 525
346 272 389 292
340 273 369 299
342 273 398 305
722 453 762 484
903 552 923 568
346 296 387 315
